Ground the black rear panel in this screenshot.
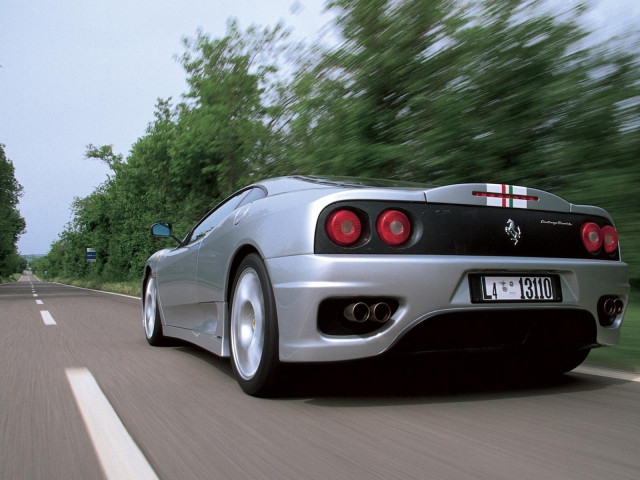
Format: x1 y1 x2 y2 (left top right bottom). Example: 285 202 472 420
389 309 597 354
315 201 619 261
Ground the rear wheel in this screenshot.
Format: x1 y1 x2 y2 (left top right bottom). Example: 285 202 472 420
554 348 591 374
229 254 280 396
143 275 165 346
524 347 591 377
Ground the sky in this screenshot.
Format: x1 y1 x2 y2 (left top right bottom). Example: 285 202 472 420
1 0 639 255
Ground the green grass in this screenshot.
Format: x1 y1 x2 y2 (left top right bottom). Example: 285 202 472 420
585 291 639 373
44 277 141 297
0 273 22 284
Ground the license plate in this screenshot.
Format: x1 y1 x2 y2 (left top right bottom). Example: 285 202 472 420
470 275 561 303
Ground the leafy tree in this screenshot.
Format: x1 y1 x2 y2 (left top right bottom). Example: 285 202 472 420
170 20 291 217
0 144 26 277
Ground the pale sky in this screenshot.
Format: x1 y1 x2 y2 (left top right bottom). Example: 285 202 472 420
1 0 638 254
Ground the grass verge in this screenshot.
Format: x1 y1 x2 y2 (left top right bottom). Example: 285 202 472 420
45 276 140 297
0 273 23 284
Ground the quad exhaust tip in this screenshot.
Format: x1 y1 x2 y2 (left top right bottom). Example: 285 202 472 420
344 301 392 324
598 296 624 326
602 298 624 317
369 302 392 323
344 302 370 323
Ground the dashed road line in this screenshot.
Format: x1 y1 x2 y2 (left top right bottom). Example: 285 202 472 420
66 368 160 480
40 310 56 325
36 300 44 305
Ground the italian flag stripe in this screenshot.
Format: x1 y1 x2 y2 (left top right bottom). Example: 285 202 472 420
485 184 529 209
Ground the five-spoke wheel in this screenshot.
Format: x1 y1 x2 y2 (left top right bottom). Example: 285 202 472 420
143 275 164 345
230 254 280 396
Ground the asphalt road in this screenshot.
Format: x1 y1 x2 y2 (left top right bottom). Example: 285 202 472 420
1 275 639 480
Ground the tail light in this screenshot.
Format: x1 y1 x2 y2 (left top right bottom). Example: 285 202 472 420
325 209 362 247
376 210 411 246
601 225 619 255
581 222 619 255
581 222 602 254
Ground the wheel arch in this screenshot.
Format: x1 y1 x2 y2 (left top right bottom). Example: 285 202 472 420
226 245 262 305
141 265 153 301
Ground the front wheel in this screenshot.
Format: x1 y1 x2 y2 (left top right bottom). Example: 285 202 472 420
229 254 280 396
143 275 165 346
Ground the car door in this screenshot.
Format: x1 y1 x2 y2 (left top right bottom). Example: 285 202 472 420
155 193 246 329
196 187 267 304
157 189 259 330
155 240 201 329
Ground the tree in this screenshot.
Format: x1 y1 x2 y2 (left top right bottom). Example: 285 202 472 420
171 20 291 218
0 144 26 277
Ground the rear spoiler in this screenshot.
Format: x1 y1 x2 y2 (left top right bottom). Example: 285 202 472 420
425 183 569 212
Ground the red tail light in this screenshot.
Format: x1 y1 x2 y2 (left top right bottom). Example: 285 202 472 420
377 210 411 247
581 222 602 254
602 225 619 255
325 209 362 247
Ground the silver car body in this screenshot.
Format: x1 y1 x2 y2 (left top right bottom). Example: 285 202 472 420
143 176 629 363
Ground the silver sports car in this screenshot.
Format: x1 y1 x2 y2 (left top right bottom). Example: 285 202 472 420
142 176 629 395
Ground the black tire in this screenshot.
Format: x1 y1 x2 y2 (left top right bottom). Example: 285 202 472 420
554 348 591 374
143 275 165 346
524 347 591 377
229 254 280 396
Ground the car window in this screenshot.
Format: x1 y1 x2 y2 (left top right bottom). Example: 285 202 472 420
187 190 250 244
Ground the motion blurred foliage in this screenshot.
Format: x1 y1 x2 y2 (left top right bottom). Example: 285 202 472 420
33 0 640 287
0 144 27 279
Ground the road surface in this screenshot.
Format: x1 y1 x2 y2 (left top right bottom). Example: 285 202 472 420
1 274 639 479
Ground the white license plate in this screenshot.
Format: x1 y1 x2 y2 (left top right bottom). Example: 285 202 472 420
480 275 559 302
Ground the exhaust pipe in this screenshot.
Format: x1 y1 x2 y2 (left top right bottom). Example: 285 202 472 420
614 298 624 315
369 302 392 323
344 302 370 323
598 296 624 327
602 298 617 317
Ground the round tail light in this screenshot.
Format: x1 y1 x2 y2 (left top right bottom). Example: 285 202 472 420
601 225 619 255
325 209 362 247
376 210 411 247
581 222 602 254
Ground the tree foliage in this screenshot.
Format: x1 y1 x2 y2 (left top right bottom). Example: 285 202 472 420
0 144 26 278
33 1 640 285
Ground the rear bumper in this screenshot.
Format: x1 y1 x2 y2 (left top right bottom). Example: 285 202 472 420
266 255 629 362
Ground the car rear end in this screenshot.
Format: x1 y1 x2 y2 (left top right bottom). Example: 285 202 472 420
268 182 629 370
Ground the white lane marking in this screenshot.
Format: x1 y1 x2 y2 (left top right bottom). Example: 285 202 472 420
51 282 139 300
65 368 159 480
574 365 640 383
40 311 56 325
36 300 44 305
32 293 38 297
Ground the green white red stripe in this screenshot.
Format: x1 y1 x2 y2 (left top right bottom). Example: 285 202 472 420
486 184 529 208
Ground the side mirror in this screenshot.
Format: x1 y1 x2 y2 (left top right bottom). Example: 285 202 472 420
150 223 182 244
151 222 172 237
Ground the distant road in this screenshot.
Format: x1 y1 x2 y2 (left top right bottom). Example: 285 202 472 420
2 275 639 479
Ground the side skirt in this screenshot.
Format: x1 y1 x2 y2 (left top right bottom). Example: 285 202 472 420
163 301 230 357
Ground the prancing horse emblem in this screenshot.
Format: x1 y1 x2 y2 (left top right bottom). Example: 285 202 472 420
505 219 521 245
